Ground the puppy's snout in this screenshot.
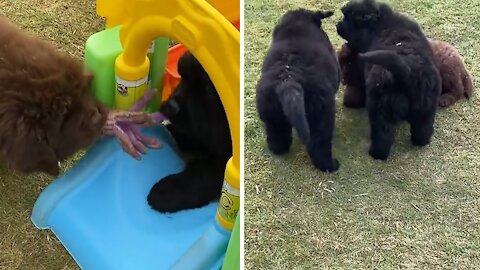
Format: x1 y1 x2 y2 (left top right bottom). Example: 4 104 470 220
89 108 103 125
336 22 343 35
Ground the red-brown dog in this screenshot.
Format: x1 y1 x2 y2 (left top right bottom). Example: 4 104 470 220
429 39 474 107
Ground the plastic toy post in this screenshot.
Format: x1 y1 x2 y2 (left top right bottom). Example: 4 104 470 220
147 38 169 110
222 215 241 270
85 26 123 107
115 0 240 232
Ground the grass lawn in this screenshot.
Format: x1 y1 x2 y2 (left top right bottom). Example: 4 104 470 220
244 0 480 269
0 1 103 269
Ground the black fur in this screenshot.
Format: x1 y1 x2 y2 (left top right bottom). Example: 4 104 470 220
336 0 441 160
147 52 231 213
256 9 340 172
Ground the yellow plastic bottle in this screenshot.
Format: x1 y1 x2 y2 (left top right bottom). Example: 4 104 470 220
216 158 240 230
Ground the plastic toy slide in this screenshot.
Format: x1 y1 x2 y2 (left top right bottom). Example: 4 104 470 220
31 127 229 269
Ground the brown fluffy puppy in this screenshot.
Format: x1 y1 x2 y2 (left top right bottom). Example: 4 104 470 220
0 15 108 175
429 39 474 107
339 40 474 108
337 43 365 108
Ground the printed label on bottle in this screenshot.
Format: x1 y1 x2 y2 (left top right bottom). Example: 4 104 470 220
217 180 240 226
147 40 156 55
115 76 148 110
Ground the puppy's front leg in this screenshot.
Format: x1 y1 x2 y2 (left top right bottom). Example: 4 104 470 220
147 156 225 213
343 85 366 108
164 124 203 152
409 111 435 147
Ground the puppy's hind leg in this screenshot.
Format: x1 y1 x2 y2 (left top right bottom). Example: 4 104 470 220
306 99 339 172
368 109 396 160
439 75 464 107
265 118 292 155
462 71 474 99
257 84 293 155
411 72 439 145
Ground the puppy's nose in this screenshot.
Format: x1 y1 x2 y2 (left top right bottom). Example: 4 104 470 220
161 100 180 117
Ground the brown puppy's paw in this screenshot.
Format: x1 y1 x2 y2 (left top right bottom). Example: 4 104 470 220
438 94 455 107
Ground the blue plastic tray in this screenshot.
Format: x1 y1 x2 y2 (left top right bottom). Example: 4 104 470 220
31 126 228 270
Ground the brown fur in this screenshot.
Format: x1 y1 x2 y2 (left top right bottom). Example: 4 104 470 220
338 40 474 108
0 15 108 175
337 43 366 108
429 39 474 107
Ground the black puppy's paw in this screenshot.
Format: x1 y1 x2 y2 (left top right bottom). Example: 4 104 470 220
267 141 291 155
147 174 189 213
315 158 340 173
411 135 431 147
368 146 389 160
266 132 292 155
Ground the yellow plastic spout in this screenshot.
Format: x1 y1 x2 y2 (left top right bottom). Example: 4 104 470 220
116 0 240 230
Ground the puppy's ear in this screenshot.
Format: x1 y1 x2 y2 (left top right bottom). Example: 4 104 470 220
317 10 334 19
313 10 334 27
16 140 59 176
364 0 378 6
6 120 59 176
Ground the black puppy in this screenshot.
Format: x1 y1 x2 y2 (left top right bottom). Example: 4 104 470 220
256 9 340 172
336 0 441 160
147 52 231 213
